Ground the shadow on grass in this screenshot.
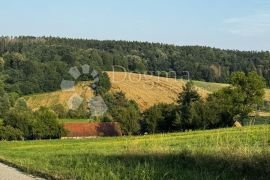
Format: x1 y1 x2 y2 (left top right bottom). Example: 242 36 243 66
49 150 270 180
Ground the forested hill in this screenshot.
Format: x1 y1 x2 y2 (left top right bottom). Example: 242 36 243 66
0 36 270 95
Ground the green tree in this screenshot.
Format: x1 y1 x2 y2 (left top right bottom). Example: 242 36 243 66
230 71 265 115
141 104 163 134
94 72 112 95
34 107 66 139
114 104 140 135
3 108 35 139
177 81 201 130
141 103 180 134
202 71 266 128
104 92 140 135
0 81 11 118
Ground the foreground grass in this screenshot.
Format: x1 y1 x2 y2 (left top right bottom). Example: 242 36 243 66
0 125 269 179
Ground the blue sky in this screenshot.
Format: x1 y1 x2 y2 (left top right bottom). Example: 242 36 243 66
0 0 269 51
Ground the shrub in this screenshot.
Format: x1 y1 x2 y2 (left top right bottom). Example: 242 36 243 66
3 108 36 139
0 126 23 141
100 115 113 122
3 106 66 140
34 107 67 139
51 104 67 118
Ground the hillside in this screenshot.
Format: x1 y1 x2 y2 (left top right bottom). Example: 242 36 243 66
108 72 209 110
24 72 270 112
1 36 270 99
24 72 209 111
24 82 94 110
0 125 269 179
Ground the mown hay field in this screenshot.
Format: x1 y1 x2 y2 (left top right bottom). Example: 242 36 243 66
0 125 269 179
24 72 270 112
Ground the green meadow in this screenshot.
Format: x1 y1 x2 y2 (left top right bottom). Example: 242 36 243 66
0 125 269 180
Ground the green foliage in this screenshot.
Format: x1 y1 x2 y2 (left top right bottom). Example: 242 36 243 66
3 108 35 139
66 101 91 119
0 94 10 118
177 81 201 130
1 36 270 97
100 115 113 122
0 125 23 141
3 105 66 140
7 92 20 107
230 71 265 112
51 104 66 118
141 72 266 133
104 92 140 135
94 72 112 95
14 98 29 111
209 71 266 124
0 81 11 118
34 107 67 139
141 103 180 134
126 55 146 73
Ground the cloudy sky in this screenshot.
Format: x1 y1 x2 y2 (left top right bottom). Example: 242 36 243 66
0 0 269 51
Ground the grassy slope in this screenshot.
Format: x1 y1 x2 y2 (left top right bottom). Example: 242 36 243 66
24 81 94 110
24 72 270 112
22 72 222 111
0 125 269 179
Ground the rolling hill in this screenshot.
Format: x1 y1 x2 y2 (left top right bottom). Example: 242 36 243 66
24 72 270 112
23 72 209 111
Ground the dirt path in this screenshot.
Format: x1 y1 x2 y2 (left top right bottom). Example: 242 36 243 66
0 163 42 180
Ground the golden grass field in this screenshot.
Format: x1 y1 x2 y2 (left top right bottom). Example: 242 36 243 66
24 82 94 110
108 72 209 111
24 72 270 112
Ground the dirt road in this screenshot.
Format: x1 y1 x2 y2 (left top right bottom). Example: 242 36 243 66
0 163 42 180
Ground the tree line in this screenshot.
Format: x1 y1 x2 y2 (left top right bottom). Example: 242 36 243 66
0 36 270 98
100 71 265 135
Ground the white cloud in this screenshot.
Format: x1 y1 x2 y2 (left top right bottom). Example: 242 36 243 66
223 13 270 36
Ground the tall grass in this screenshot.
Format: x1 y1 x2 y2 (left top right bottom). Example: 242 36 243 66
0 125 269 179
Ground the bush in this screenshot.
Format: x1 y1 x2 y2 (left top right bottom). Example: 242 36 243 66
113 103 141 135
3 108 36 139
51 104 67 118
100 115 113 122
34 107 67 139
3 106 66 140
0 126 23 141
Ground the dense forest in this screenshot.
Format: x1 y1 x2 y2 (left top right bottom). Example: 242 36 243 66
0 36 270 95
